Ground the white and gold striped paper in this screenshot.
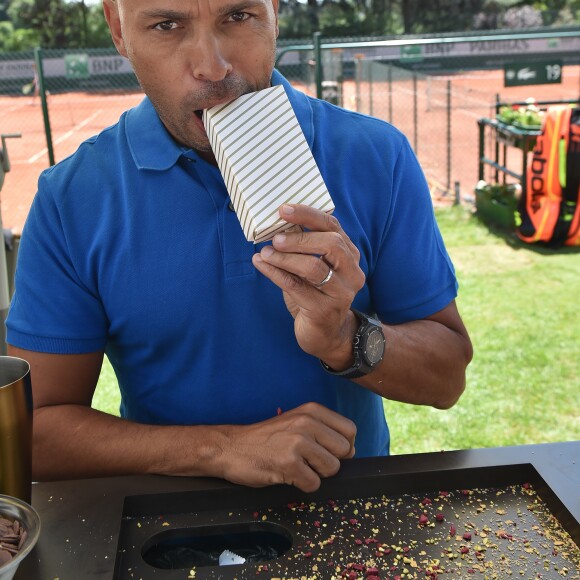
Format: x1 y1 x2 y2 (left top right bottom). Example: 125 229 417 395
203 85 334 243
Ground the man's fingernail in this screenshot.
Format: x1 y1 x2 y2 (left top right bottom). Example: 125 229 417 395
273 234 286 244
281 204 294 215
261 245 274 257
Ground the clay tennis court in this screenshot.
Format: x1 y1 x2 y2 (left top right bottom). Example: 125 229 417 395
1 66 579 232
340 65 580 202
0 91 144 232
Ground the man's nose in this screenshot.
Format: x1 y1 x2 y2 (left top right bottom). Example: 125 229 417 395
190 35 233 82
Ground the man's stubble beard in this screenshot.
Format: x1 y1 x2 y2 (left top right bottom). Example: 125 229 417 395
132 51 277 152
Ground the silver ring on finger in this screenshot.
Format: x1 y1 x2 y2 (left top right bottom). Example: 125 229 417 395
314 267 333 288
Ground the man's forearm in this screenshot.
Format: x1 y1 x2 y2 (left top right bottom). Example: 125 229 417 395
32 404 227 481
32 401 357 493
358 318 472 409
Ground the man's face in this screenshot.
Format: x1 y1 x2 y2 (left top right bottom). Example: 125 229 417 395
104 0 279 161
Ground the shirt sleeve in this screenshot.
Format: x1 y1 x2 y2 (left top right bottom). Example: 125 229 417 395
369 138 458 324
6 172 108 354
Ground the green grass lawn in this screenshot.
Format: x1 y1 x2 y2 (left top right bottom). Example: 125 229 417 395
93 206 580 454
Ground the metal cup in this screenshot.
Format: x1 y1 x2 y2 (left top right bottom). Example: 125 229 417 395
0 356 32 503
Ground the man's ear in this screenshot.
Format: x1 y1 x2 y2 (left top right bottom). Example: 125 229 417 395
103 0 128 57
271 0 280 38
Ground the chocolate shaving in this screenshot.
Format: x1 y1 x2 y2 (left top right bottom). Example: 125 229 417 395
0 515 27 565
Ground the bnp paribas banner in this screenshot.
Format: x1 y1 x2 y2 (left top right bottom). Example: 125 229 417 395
0 52 139 94
0 54 133 80
277 32 580 72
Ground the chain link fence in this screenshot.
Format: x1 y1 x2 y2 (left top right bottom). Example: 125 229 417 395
0 47 144 232
1 30 579 236
276 29 580 205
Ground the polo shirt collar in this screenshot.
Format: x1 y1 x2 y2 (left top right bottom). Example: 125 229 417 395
125 98 183 171
125 69 315 171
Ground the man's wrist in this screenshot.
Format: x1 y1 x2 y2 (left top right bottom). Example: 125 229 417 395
319 310 359 371
320 309 386 379
146 424 230 478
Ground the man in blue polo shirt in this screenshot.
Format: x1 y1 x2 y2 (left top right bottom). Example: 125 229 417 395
6 0 472 492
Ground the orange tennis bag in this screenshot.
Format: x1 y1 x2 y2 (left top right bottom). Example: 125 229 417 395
516 105 580 246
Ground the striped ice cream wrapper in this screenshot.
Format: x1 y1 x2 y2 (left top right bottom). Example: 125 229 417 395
203 84 334 243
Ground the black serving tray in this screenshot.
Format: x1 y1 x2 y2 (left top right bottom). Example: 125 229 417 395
17 442 580 580
114 462 580 579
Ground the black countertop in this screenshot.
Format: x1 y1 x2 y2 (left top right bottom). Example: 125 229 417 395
16 441 580 579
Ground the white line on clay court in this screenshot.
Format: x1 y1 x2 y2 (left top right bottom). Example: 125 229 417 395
27 109 103 163
0 103 30 115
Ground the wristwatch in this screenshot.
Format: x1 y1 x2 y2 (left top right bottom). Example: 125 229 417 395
320 309 386 379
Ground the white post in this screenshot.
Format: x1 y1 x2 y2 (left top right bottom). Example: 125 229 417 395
0 134 22 355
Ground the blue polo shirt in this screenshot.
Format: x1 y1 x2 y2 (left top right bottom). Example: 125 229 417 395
6 71 457 457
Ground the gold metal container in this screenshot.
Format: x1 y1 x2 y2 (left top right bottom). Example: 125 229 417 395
0 357 32 503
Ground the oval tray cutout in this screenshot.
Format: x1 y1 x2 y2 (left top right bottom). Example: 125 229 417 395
141 521 293 569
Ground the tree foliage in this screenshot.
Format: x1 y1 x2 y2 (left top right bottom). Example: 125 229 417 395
1 0 114 51
0 0 578 52
278 0 578 38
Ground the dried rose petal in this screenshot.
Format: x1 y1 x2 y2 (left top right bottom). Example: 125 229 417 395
435 513 445 522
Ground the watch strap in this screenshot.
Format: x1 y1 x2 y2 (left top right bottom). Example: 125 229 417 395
320 309 384 379
320 359 367 380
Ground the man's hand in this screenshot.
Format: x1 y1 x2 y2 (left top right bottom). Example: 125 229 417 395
8 347 355 489
252 205 473 410
218 402 356 493
252 204 364 371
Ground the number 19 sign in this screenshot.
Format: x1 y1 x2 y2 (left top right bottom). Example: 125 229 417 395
504 61 563 87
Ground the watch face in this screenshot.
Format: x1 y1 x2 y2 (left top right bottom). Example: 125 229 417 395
364 328 385 365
